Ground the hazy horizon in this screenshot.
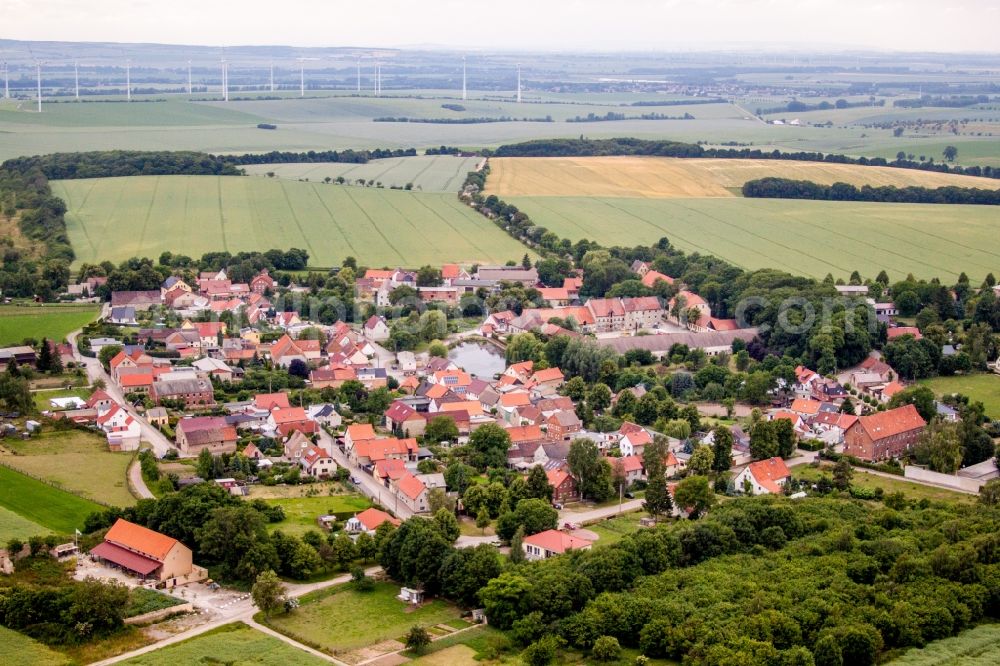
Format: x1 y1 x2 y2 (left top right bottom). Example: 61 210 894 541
3 0 999 55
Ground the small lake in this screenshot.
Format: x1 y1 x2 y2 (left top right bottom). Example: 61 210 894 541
449 342 506 379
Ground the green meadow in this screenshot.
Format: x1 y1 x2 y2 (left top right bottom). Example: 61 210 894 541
243 155 481 192
118 622 327 666
919 374 1000 419
0 304 99 346
0 465 104 536
53 175 531 268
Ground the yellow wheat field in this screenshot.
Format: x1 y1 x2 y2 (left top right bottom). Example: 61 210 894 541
486 156 1000 198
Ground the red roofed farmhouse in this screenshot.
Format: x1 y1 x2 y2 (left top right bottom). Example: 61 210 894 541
522 529 593 560
345 507 401 534
734 457 791 495
175 416 238 456
844 404 927 461
90 518 204 583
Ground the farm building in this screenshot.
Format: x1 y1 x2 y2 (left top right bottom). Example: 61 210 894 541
90 519 205 584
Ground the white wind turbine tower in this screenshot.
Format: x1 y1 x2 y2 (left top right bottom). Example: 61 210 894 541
516 63 521 103
220 56 229 101
187 60 192 95
462 55 467 101
35 60 42 112
356 57 361 92
3 61 9 99
296 57 318 97
74 60 79 100
125 58 131 101
269 61 274 93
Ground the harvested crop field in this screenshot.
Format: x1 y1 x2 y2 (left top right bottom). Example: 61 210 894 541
54 175 530 268
486 156 1000 198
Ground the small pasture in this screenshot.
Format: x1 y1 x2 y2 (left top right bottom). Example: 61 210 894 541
243 155 481 192
0 304 99 346
919 374 1000 419
0 465 103 536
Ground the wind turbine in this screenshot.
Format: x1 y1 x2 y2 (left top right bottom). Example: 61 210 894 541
296 57 318 97
35 61 42 112
125 58 131 102
269 61 274 93
356 57 361 92
3 61 9 99
220 56 229 101
187 60 192 95
74 60 79 100
462 55 467 101
516 64 521 103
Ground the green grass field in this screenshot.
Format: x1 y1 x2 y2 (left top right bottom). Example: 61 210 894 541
0 626 69 666
243 155 481 192
890 623 1000 665
0 505 50 543
0 429 136 507
260 494 371 537
0 304 99 346
118 622 327 666
587 512 646 546
264 582 462 656
508 195 1000 282
0 465 104 535
919 374 1000 419
794 465 975 504
53 175 531 268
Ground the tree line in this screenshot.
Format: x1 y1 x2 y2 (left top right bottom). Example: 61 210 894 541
489 138 1000 179
742 177 1000 205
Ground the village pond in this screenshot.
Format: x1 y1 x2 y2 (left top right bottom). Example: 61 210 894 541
448 342 505 379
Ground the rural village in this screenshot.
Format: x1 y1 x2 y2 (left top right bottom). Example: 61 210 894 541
1 21 1000 666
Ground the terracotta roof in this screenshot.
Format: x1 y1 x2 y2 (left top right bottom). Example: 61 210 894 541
672 289 706 307
707 318 740 331
523 529 592 554
882 381 906 398
441 264 462 279
346 423 377 442
302 445 331 466
120 373 153 387
887 327 923 341
852 404 926 441
506 424 544 443
546 467 573 488
270 406 309 424
746 457 791 494
641 270 674 288
364 269 395 280
790 398 822 415
255 393 290 410
396 472 426 500
528 368 564 384
385 401 421 422
90 541 161 575
374 458 408 480
548 410 582 428
538 287 570 301
104 518 179 561
441 400 483 417
610 455 644 474
621 296 662 312
352 507 401 531
587 298 626 318
499 392 532 408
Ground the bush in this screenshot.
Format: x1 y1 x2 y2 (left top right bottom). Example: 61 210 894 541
592 635 621 661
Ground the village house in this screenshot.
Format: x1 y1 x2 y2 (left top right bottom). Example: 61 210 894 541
393 472 429 513
363 315 391 342
385 401 427 437
267 406 317 438
300 445 337 479
546 467 579 503
150 377 215 408
546 410 582 440
522 529 593 560
343 423 377 453
97 404 142 451
284 431 313 460
90 519 203 584
250 269 275 294
844 404 927 462
175 416 238 455
345 507 401 534
734 457 791 495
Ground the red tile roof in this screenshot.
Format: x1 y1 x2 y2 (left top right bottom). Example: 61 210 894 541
352 507 401 531
746 457 791 494
853 404 926 441
523 529 593 554
506 424 544 443
641 270 674 288
255 393 290 410
345 423 377 442
887 327 923 341
104 518 179 561
396 472 426 500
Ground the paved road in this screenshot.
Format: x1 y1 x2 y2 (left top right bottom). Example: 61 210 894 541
66 327 176 459
318 430 414 520
127 458 155 499
563 499 645 525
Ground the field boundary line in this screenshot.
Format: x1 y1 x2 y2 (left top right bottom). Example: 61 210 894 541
0 459 112 508
135 174 161 255
414 194 493 261
216 176 229 252
340 187 405 263
278 181 319 260
309 184 359 258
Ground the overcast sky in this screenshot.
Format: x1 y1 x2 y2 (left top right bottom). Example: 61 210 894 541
4 0 998 53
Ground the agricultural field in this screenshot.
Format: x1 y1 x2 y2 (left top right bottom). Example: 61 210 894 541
0 429 136 507
118 622 327 666
486 156 1000 198
53 175 531 268
919 374 1000 419
0 465 103 536
0 626 69 666
0 505 49 543
243 155 481 192
256 493 371 537
264 581 463 658
505 195 998 282
0 304 99 347
890 623 1000 665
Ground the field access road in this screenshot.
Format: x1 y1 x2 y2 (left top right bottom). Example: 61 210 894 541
563 499 645 525
127 459 155 499
91 567 383 666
